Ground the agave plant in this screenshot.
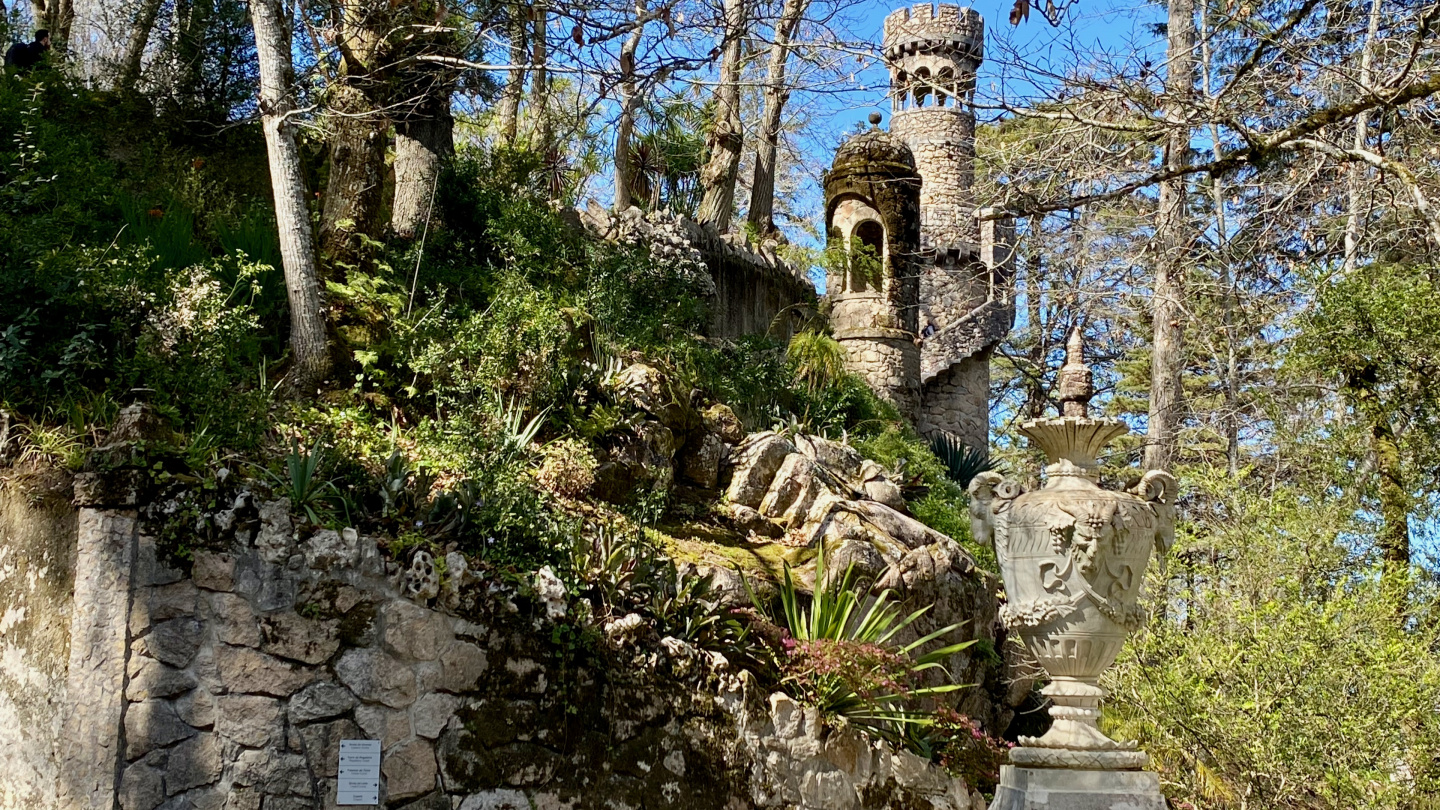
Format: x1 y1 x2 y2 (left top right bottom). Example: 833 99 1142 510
493 396 548 461
270 440 339 525
749 542 974 739
927 431 995 489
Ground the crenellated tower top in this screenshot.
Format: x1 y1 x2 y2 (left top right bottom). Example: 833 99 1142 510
882 4 984 65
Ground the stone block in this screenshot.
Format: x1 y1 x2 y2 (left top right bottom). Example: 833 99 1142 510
233 555 297 612
183 787 227 810
131 581 200 636
457 791 531 810
224 788 263 810
217 694 283 748
412 693 460 739
299 718 362 778
145 618 204 668
256 499 295 564
383 600 451 663
125 700 197 760
290 681 358 724
176 688 217 729
988 766 1166 810
260 611 341 664
120 751 167 810
383 738 438 802
166 733 221 794
128 657 198 702
355 704 411 750
336 647 417 708
232 749 313 797
215 645 317 697
193 553 236 591
209 593 261 648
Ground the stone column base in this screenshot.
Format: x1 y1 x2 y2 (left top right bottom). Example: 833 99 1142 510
989 765 1165 810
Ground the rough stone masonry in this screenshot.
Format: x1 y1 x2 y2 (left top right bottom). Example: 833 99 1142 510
0 462 996 810
825 3 1016 451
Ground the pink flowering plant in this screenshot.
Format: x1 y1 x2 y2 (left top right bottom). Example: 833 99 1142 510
905 706 1012 793
747 542 975 741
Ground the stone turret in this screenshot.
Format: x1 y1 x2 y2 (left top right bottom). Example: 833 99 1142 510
881 3 1015 451
883 3 984 248
822 113 924 418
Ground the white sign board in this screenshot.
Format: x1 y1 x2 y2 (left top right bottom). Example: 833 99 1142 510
337 739 382 805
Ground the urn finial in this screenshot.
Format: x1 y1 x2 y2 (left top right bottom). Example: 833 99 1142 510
1058 328 1092 417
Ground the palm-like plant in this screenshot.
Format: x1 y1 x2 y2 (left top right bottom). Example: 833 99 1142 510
751 542 975 739
786 329 847 395
927 431 995 489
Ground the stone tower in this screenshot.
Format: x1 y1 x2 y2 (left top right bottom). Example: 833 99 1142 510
822 118 924 419
882 3 1014 450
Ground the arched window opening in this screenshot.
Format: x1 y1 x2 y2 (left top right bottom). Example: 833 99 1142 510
936 67 954 107
850 219 885 293
913 67 931 108
893 70 908 111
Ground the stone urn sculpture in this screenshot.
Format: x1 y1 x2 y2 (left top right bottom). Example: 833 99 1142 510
970 331 1174 808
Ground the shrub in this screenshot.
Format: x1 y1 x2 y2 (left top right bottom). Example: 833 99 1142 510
536 438 598 498
754 542 973 741
1105 469 1440 810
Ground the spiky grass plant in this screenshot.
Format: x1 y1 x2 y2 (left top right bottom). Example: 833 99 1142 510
750 542 974 740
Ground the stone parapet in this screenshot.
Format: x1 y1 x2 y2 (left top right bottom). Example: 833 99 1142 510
579 203 816 340
882 4 984 61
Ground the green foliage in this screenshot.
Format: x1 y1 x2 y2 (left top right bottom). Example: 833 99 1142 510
1106 467 1440 810
571 522 751 657
268 441 340 525
855 425 990 568
1294 263 1440 510
927 433 995 490
752 542 973 741
787 330 847 395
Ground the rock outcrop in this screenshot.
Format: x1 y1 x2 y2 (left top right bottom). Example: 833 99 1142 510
722 430 1031 733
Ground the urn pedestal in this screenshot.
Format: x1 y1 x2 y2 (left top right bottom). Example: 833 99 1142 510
970 412 1175 810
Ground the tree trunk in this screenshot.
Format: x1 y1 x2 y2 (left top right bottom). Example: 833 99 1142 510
393 93 455 239
1348 366 1410 586
530 2 551 155
30 0 74 50
612 0 646 211
318 2 390 265
1143 0 1196 473
118 0 165 92
1342 0 1383 274
249 0 331 392
497 5 528 146
695 0 748 230
1198 1 1238 476
1024 214 1047 419
319 82 388 264
746 0 806 236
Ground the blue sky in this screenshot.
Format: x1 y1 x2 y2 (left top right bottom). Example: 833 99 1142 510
755 0 1166 254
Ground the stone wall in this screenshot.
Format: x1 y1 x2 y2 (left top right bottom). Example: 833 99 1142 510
579 203 816 341
889 109 977 249
0 480 76 810
8 473 991 810
919 355 991 452
837 330 922 421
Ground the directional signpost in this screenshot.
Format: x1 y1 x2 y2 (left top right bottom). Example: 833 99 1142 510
337 739 382 805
